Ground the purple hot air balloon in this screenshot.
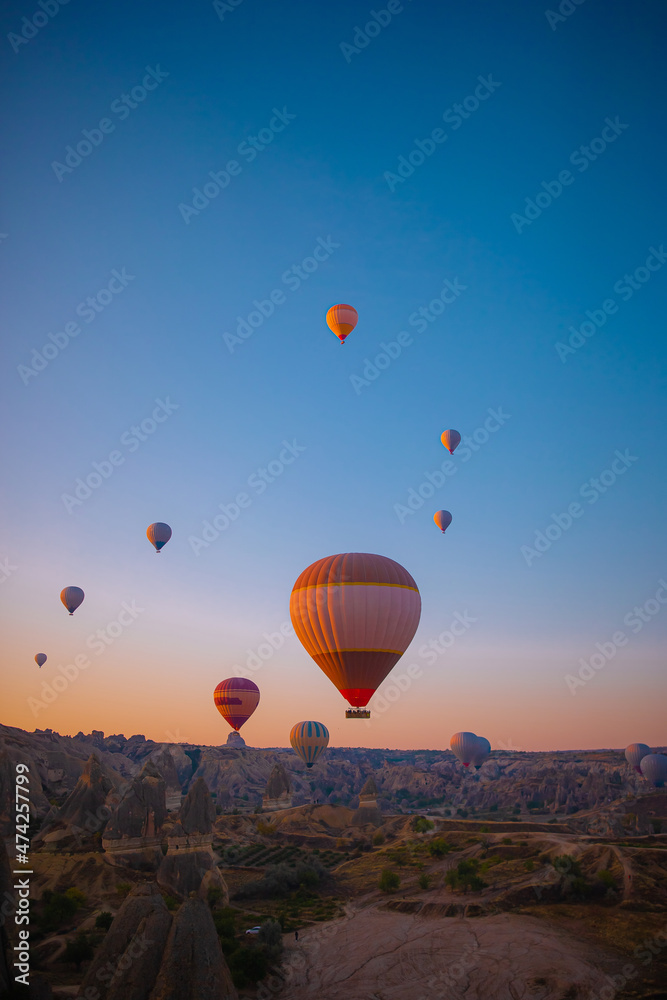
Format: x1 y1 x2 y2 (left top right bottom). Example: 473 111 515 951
434 510 453 533
34 653 47 668
640 753 667 788
60 587 84 615
625 743 651 774
147 522 172 553
441 429 461 454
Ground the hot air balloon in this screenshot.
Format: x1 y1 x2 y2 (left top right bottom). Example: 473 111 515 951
147 522 172 553
472 736 491 770
60 587 84 615
434 510 452 533
625 743 651 774
35 653 47 668
640 753 667 788
213 678 260 733
290 553 421 718
441 430 461 454
290 721 330 768
326 304 358 344
450 732 479 767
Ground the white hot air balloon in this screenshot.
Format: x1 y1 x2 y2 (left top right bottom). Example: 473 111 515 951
625 743 651 774
450 732 479 768
640 753 667 788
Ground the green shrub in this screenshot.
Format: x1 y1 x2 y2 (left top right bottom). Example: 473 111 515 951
379 869 400 892
597 870 617 889
418 873 431 890
427 838 452 858
445 859 486 894
63 933 94 970
412 817 434 834
227 947 269 989
116 882 132 898
372 832 385 846
501 838 512 846
94 911 113 931
164 895 179 910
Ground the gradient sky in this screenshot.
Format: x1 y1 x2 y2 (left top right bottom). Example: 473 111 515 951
1 0 666 751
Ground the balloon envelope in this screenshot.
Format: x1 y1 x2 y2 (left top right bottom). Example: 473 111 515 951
450 732 479 767
147 522 172 552
434 510 452 533
640 753 667 788
441 430 461 454
60 587 84 615
290 721 330 768
34 653 47 668
290 552 421 709
214 678 260 732
625 742 651 774
472 736 491 769
326 304 358 344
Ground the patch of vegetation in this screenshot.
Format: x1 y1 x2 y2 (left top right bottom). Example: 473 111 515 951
235 859 327 900
445 859 487 894
418 873 431 890
427 838 452 858
379 869 400 892
38 888 86 933
412 816 434 833
372 832 385 846
63 933 94 971
163 895 179 910
116 882 132 898
94 911 113 930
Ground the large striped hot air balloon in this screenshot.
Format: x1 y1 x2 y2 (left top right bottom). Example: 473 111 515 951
290 721 330 768
625 743 651 774
450 732 479 767
640 753 667 788
147 522 172 553
213 678 260 733
290 552 421 717
326 304 358 344
60 587 84 615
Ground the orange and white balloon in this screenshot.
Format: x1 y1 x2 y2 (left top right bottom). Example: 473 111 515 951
326 304 358 344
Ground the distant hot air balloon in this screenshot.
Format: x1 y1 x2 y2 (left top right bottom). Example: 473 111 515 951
472 736 491 770
290 721 330 768
290 553 421 717
434 510 453 533
60 587 84 615
147 522 172 553
441 430 461 454
450 732 479 767
326 304 358 344
213 678 260 733
35 653 47 668
625 743 651 774
640 753 667 788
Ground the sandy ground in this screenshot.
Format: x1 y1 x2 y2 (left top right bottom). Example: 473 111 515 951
277 908 616 999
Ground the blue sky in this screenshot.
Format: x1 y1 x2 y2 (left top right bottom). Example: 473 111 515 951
1 0 666 750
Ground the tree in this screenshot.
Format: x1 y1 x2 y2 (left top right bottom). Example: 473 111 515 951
427 838 452 858
412 816 434 833
445 859 486 894
94 911 113 931
63 933 94 971
418 873 431 890
379 869 400 892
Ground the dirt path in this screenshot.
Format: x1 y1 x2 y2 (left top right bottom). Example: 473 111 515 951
276 909 616 999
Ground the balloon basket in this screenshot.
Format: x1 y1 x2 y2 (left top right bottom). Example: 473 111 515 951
345 709 371 719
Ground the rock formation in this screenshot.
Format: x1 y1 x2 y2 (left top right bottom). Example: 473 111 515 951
33 753 116 852
102 760 167 869
150 897 237 999
226 731 245 748
262 762 293 811
157 778 224 899
352 775 382 826
149 747 182 811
